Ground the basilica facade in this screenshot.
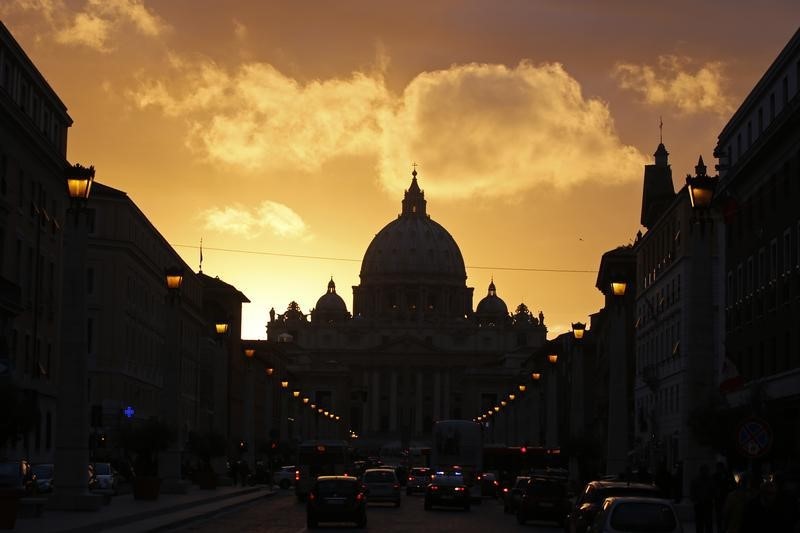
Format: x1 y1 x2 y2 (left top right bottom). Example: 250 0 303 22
263 171 548 449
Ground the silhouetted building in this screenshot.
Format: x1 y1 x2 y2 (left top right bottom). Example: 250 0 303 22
714 27 800 470
86 183 238 457
0 21 73 463
258 171 548 450
593 246 636 476
632 143 723 494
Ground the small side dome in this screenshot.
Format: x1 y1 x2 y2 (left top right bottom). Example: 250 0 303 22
312 278 349 323
476 280 509 326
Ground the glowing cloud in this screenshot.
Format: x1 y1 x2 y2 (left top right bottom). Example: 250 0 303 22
6 0 167 51
202 201 310 240
133 57 645 198
133 59 388 172
380 61 645 198
613 55 733 115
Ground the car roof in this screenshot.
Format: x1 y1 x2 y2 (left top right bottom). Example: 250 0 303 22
603 496 676 507
316 475 358 482
589 480 659 491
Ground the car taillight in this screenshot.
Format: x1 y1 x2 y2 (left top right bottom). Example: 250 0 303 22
309 492 316 501
454 486 465 492
502 487 509 493
295 470 300 481
393 484 400 490
356 492 364 501
493 480 499 486
430 485 439 491
343 473 349 477
408 476 414 482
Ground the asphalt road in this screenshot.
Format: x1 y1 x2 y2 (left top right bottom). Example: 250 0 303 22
170 488 565 533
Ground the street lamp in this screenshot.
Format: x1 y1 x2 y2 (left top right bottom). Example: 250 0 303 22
501 400 507 407
518 384 527 392
65 163 95 222
243 348 255 358
572 322 586 340
292 390 301 399
548 353 558 364
531 372 542 381
310 403 316 409
686 156 716 209
280 380 289 389
611 281 627 297
303 397 310 404
508 394 516 401
215 322 230 335
265 367 274 376
493 406 500 412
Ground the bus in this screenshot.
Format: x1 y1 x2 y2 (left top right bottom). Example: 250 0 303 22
294 440 351 502
483 445 566 486
430 420 483 500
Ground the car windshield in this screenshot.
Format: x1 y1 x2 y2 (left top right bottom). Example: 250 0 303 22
432 476 465 487
364 470 396 483
316 480 357 496
0 463 19 480
32 464 53 478
610 502 677 532
92 463 111 475
527 479 565 496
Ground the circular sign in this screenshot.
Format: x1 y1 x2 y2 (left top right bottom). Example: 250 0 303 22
736 417 772 458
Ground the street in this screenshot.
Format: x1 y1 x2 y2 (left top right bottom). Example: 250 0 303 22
171 489 565 533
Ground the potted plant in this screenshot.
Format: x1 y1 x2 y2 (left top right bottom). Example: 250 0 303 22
120 418 174 500
186 431 226 489
0 381 38 530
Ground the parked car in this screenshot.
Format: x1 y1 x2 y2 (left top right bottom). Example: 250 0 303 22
588 496 682 533
516 476 570 526
31 463 54 494
0 460 36 496
273 465 296 489
477 471 500 497
406 467 432 495
565 480 663 533
362 468 401 506
89 462 118 494
306 475 366 528
502 475 530 513
424 474 470 511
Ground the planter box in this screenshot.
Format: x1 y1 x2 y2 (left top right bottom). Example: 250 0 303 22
133 477 161 501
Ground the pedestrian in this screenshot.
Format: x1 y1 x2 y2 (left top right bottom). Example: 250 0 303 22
229 459 239 486
691 464 714 533
722 472 757 533
712 462 735 533
741 479 781 532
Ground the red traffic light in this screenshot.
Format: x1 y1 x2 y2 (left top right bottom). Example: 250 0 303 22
520 446 527 454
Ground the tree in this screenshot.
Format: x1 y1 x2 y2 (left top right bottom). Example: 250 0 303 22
0 380 38 452
186 431 226 472
119 418 174 477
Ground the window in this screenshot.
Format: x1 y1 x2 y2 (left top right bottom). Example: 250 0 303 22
770 239 778 281
736 264 743 303
783 229 792 274
783 76 789 105
770 93 775 120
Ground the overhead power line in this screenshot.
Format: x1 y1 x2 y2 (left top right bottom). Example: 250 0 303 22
171 244 598 274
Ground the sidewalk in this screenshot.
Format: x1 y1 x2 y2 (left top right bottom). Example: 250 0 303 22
13 484 275 533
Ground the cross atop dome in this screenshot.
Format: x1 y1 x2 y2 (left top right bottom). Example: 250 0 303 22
402 165 427 217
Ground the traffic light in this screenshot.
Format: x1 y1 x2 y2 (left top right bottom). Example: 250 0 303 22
520 446 527 454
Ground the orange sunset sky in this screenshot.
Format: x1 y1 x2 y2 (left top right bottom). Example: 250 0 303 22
2 2 798 339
